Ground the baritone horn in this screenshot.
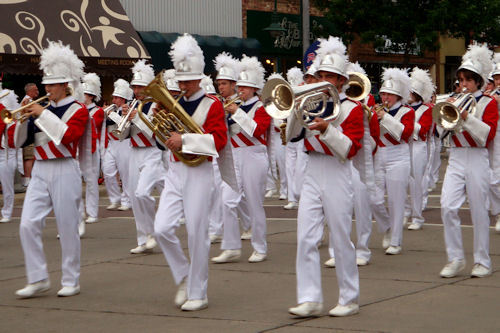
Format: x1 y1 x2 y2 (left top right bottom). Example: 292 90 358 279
1 94 50 124
432 92 476 132
262 78 340 128
135 71 208 167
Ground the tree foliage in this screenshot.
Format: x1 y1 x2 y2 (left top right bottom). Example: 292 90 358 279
312 0 500 64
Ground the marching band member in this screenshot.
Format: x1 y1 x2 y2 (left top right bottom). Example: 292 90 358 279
370 68 414 255
288 36 363 318
15 41 88 298
439 43 497 278
225 55 271 263
101 79 133 211
154 33 227 311
125 60 165 254
265 72 288 200
0 90 20 223
404 68 434 230
282 67 306 206
81 73 104 224
325 61 379 268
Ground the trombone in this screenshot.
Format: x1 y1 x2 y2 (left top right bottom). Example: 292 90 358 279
1 94 50 124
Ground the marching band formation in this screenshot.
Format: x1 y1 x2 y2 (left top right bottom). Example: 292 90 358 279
1 33 500 316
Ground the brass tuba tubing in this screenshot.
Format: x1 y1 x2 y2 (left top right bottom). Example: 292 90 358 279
1 94 50 124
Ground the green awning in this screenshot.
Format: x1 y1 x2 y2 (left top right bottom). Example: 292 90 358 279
138 31 261 74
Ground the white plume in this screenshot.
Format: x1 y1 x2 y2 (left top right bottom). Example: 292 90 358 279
267 72 284 81
410 67 435 103
347 62 366 76
316 36 347 60
240 54 266 89
39 40 84 100
82 73 101 102
169 33 205 72
287 67 304 86
131 59 154 83
462 43 493 86
0 90 19 110
382 67 411 104
163 69 176 82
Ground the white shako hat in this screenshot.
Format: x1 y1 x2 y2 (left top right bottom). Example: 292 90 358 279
380 67 411 104
170 33 205 81
236 54 265 89
112 79 133 100
457 43 493 88
200 75 216 94
491 53 500 77
409 67 435 103
287 67 304 87
214 52 240 81
162 69 180 92
40 40 84 101
304 63 318 79
130 59 154 87
315 36 349 80
82 73 101 102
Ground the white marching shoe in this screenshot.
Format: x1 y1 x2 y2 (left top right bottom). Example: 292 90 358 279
407 222 423 230
241 229 252 240
209 234 222 244
78 220 85 237
356 257 369 266
324 257 336 268
0 216 11 223
85 216 98 224
284 201 298 210
57 285 80 297
211 249 241 263
145 234 157 250
248 251 267 263
174 278 187 308
385 246 402 255
440 259 466 278
471 264 492 278
106 202 120 210
279 193 287 200
329 303 359 317
264 189 277 198
15 280 51 298
288 302 323 317
181 298 208 311
118 205 131 211
382 230 391 250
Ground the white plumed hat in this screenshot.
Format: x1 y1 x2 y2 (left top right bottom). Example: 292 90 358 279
287 67 304 87
170 33 205 81
162 69 180 92
237 55 265 89
40 40 84 98
457 43 493 87
347 62 367 76
316 36 349 79
200 75 216 94
305 62 318 78
112 79 133 100
409 67 435 103
130 59 154 87
82 73 101 102
492 53 500 77
380 67 411 103
214 52 240 81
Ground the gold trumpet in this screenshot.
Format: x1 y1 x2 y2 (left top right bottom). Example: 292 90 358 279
223 93 242 108
1 94 50 124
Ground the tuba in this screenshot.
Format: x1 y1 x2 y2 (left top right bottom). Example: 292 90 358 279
135 71 207 167
345 71 372 120
262 78 340 128
432 92 476 132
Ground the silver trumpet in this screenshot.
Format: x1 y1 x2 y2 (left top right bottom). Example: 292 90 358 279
432 91 476 132
112 99 139 137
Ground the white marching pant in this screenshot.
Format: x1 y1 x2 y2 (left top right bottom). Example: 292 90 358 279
154 161 214 300
19 158 81 286
296 153 359 306
266 130 287 197
405 141 428 225
80 147 100 218
129 146 165 246
208 160 223 236
441 148 491 268
220 181 243 250
233 145 269 254
371 144 410 247
286 140 308 203
428 137 442 189
0 148 17 219
101 139 131 207
489 170 500 216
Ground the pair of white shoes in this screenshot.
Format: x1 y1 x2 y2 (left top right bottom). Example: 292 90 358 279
440 260 492 278
174 279 208 311
15 280 80 298
130 235 157 254
288 302 359 317
211 249 241 263
106 203 131 211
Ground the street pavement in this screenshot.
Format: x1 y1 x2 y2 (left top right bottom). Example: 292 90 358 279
1 158 500 332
